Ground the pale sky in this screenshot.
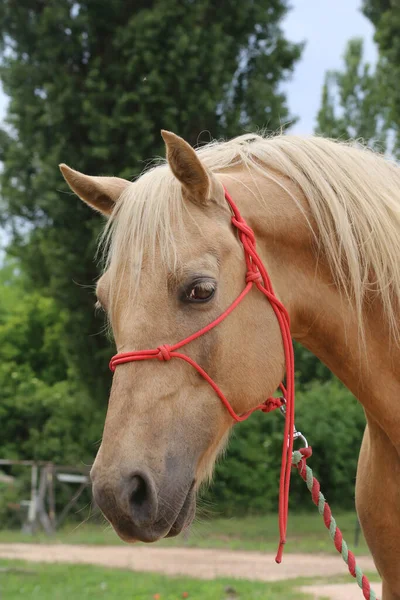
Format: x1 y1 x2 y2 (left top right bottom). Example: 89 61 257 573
283 0 377 134
0 1 377 135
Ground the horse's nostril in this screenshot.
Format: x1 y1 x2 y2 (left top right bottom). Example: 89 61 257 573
130 475 147 508
127 471 158 526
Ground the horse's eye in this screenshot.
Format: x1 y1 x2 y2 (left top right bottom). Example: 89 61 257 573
183 280 216 303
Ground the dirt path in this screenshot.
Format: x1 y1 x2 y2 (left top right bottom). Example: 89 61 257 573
0 543 378 589
300 582 383 599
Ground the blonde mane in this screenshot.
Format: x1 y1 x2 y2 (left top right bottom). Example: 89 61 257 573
101 133 400 338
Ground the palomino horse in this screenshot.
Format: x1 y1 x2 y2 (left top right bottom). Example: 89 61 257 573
61 131 400 599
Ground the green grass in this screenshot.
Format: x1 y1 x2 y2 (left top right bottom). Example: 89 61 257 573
0 560 313 600
0 512 369 555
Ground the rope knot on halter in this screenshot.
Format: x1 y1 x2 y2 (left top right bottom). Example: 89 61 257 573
157 345 172 361
261 396 285 413
231 216 256 245
246 270 263 284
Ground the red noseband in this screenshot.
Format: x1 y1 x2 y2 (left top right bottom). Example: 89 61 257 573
109 187 295 564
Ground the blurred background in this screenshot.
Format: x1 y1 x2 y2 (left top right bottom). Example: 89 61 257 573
0 1 393 598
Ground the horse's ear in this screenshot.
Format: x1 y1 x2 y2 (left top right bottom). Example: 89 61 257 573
59 164 130 216
161 130 212 205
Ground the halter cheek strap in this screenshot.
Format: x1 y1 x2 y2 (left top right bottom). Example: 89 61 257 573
109 187 295 564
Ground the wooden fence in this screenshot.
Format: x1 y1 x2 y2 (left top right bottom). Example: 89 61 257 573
0 459 90 534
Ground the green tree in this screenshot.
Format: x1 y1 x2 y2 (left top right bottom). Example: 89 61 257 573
0 0 302 403
294 343 332 386
0 257 22 318
363 0 400 154
0 260 103 464
316 38 387 147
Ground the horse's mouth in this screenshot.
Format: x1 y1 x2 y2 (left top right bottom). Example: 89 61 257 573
165 481 196 538
111 480 196 544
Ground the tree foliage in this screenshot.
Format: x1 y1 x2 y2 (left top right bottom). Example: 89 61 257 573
0 0 302 402
0 261 104 465
362 0 400 154
317 2 400 155
316 38 387 147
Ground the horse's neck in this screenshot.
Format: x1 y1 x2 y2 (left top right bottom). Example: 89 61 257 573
291 270 400 448
221 168 400 447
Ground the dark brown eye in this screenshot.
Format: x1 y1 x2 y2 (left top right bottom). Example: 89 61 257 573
183 279 216 303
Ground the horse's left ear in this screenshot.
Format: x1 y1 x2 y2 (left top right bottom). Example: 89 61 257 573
161 130 219 206
59 164 130 216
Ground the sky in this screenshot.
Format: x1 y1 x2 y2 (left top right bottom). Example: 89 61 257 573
0 1 377 135
282 0 377 133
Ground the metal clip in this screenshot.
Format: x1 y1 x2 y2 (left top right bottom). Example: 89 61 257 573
278 397 308 449
293 428 308 449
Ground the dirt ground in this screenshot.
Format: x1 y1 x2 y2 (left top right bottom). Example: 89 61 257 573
0 543 381 599
300 582 383 599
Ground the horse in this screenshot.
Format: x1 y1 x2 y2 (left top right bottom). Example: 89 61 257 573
60 131 400 599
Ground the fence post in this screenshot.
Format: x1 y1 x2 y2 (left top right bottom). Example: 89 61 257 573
24 463 38 534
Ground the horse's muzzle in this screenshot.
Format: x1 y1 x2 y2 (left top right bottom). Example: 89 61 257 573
91 467 195 543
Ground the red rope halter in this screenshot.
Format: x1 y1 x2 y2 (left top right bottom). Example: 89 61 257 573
109 188 295 563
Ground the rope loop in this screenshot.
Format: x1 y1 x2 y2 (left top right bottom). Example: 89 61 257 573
292 447 312 464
